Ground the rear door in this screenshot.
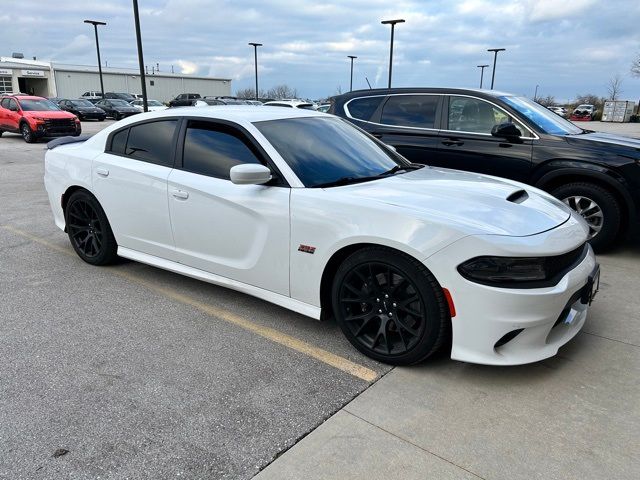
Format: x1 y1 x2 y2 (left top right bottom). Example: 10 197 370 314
435 95 534 181
92 118 179 260
167 119 290 295
365 94 443 164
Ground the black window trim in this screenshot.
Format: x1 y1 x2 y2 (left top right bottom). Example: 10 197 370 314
175 117 290 187
105 117 182 168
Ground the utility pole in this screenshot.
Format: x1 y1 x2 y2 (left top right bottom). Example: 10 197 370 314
477 64 489 89
132 0 148 112
381 19 405 88
347 55 357 91
84 20 106 98
248 43 262 101
487 48 506 90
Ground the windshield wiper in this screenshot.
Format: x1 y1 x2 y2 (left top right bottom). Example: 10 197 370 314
379 163 424 176
312 176 376 188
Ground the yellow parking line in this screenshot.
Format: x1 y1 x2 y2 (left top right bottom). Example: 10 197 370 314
1 225 379 382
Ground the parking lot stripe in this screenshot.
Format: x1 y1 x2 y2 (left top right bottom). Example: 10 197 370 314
2 225 379 383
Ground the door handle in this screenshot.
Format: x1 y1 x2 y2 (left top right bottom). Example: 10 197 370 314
171 189 189 200
96 168 109 177
441 139 464 147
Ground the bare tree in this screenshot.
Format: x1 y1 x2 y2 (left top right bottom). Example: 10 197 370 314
236 87 266 99
631 53 640 77
536 95 556 107
607 74 624 100
266 85 298 100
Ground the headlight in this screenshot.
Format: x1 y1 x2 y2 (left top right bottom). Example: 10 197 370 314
458 244 589 288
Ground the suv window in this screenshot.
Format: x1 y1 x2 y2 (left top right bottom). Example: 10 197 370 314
7 99 18 111
110 120 178 166
182 120 262 179
346 96 384 121
380 95 439 128
448 96 525 135
1 98 10 108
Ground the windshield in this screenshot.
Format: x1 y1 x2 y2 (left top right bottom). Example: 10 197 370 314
500 95 582 135
110 99 131 106
71 100 94 107
20 99 60 111
255 116 409 187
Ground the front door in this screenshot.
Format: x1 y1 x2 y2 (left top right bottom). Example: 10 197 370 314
168 119 290 296
92 119 179 260
435 95 533 182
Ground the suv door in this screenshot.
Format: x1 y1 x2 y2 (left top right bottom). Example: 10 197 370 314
167 119 290 295
5 98 21 131
436 95 534 182
92 119 180 259
365 94 443 164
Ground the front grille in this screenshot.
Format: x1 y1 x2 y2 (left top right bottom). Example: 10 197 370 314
43 118 77 134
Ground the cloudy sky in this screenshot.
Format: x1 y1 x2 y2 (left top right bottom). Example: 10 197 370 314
2 0 639 101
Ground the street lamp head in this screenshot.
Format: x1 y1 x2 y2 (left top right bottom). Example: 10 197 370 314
248 42 263 47
487 48 506 53
348 55 358 60
381 19 405 25
477 64 490 68
84 19 107 26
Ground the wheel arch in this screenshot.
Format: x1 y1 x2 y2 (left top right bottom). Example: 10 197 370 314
61 185 94 231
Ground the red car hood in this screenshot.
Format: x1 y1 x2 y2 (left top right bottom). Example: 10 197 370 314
23 110 77 119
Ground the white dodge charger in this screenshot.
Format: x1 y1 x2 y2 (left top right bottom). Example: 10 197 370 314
44 106 599 366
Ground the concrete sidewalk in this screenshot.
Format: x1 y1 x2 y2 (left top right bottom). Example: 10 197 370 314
255 244 640 480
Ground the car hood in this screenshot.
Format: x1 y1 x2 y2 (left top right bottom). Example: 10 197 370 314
566 131 640 150
114 107 139 112
23 110 76 119
332 167 571 237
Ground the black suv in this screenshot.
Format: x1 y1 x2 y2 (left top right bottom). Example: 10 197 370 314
168 93 201 107
331 88 640 251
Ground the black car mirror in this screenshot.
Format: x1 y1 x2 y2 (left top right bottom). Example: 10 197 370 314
491 122 522 139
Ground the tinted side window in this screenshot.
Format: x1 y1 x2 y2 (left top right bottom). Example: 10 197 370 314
125 120 178 166
448 96 525 135
380 95 439 128
182 121 262 179
109 128 129 155
346 97 384 121
1 98 9 108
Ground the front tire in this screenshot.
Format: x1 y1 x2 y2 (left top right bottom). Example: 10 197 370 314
332 247 449 365
65 190 118 265
21 123 35 143
551 182 621 252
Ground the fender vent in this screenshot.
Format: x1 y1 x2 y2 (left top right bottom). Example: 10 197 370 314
506 189 529 204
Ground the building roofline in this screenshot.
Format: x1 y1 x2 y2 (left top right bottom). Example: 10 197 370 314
52 62 232 82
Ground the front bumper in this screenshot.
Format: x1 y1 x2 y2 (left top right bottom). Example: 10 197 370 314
78 112 106 120
425 215 595 365
35 120 81 138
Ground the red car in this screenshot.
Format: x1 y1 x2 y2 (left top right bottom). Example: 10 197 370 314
0 95 81 143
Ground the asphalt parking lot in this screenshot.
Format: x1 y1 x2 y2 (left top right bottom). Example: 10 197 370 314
1 119 639 480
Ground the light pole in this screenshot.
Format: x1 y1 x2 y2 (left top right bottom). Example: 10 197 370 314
381 19 405 88
83 20 106 99
249 43 262 101
132 0 148 112
348 55 357 91
534 84 539 102
487 48 506 90
477 64 489 89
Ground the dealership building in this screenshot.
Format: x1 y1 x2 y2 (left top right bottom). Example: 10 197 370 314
0 56 232 101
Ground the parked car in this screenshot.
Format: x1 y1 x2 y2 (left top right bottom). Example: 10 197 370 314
0 94 81 143
168 93 201 107
44 108 597 366
194 98 226 106
244 100 263 106
547 106 567 117
81 91 104 102
94 99 140 120
316 104 331 113
104 92 137 102
58 99 107 121
264 99 316 109
129 99 168 112
330 88 640 250
206 96 248 105
571 104 596 121
47 97 64 105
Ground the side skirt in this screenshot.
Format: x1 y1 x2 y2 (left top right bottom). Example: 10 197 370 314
117 246 322 320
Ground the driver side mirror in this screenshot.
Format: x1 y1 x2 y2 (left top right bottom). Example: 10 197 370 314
491 122 522 139
230 164 272 185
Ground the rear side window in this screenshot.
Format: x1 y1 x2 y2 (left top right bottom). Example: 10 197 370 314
1 98 9 108
380 95 439 128
110 128 129 155
346 96 384 121
108 120 177 166
182 120 262 179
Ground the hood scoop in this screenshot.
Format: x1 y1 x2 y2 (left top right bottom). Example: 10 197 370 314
506 189 529 204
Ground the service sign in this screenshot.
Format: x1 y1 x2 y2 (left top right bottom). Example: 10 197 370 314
21 69 45 77
0 69 12 76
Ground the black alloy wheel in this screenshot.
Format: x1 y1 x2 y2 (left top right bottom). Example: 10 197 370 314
65 190 118 265
21 123 35 143
332 247 449 365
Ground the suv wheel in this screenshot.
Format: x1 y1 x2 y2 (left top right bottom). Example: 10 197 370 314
551 182 621 252
332 247 450 365
21 123 35 143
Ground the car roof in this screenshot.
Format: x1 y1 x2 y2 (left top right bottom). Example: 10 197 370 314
1 95 47 101
332 87 514 101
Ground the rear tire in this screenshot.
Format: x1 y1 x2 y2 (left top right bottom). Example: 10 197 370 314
331 247 450 365
551 182 621 252
65 190 118 266
21 123 35 143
